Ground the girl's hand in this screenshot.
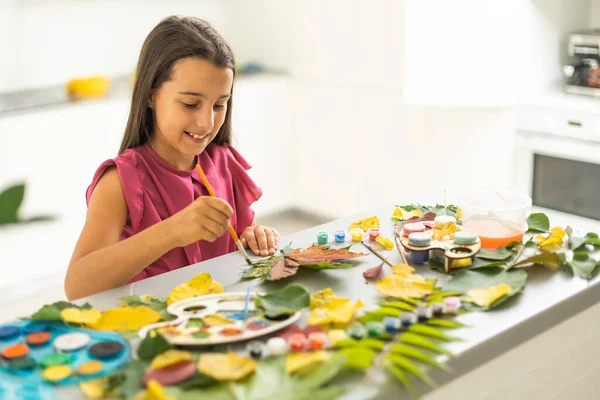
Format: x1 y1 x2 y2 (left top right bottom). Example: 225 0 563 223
165 196 233 247
240 225 280 256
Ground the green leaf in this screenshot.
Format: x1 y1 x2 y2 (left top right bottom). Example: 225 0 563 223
476 247 514 261
388 297 420 306
441 267 527 296
255 285 310 318
337 346 377 369
380 301 415 312
137 331 173 361
179 373 217 390
333 338 385 351
106 360 148 399
428 258 446 273
511 251 560 270
241 256 286 280
386 354 437 387
384 363 416 394
569 232 600 251
426 292 463 304
399 332 453 356
408 324 461 341
0 183 25 224
298 354 347 390
426 319 467 329
469 259 508 269
395 203 460 220
568 253 600 280
526 213 550 233
390 344 450 371
356 312 387 324
181 384 236 400
30 301 92 322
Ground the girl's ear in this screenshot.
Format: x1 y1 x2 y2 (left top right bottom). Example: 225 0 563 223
148 90 156 109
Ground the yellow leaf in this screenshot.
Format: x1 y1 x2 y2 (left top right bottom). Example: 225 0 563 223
308 298 364 325
391 207 423 221
391 207 404 221
310 288 338 309
391 264 415 277
375 235 394 251
150 350 192 370
349 216 380 232
538 227 567 252
456 207 462 220
376 274 433 299
450 258 472 269
87 306 162 331
166 273 224 305
465 283 512 307
202 314 234 327
433 222 457 240
79 378 109 399
286 351 332 374
61 308 102 325
140 380 175 400
197 353 257 381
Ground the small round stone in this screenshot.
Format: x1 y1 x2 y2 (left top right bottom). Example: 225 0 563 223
247 341 263 359
431 303 445 317
266 337 289 356
347 326 366 340
400 313 417 328
383 317 401 334
366 321 384 338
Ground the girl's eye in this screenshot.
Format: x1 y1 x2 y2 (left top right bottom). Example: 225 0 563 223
214 104 226 111
183 103 198 109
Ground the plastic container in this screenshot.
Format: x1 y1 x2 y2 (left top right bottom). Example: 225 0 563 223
457 190 532 249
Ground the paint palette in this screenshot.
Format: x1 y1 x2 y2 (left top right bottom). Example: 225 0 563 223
139 292 302 346
0 320 130 387
0 369 54 400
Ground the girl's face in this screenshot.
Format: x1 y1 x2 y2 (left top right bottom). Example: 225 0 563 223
149 57 233 169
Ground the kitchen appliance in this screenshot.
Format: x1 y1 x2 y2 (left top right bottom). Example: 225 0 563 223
563 29 600 97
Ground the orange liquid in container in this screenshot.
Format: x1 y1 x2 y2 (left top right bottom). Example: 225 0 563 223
462 220 523 249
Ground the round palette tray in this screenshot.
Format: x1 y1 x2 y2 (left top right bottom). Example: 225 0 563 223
138 292 302 346
398 229 481 273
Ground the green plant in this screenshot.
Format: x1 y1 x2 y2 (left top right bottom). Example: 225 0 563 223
0 182 54 226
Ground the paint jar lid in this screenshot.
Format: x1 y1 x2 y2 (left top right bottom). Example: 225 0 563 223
454 230 478 245
408 232 431 247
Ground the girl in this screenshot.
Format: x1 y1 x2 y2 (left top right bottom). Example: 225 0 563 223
65 16 280 300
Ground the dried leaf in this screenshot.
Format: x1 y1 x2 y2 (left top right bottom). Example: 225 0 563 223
526 213 550 233
286 351 332 374
348 216 379 232
60 308 102 325
310 288 338 309
511 252 560 270
79 378 110 399
197 353 257 381
87 306 162 331
385 354 437 387
375 235 394 250
241 256 284 280
166 273 224 305
255 285 310 318
390 344 450 371
269 258 299 280
363 263 384 280
408 324 460 341
119 295 176 321
376 274 433 299
391 264 415 277
150 350 192 370
399 333 453 356
391 207 423 222
145 380 176 400
286 245 367 264
308 298 364 326
536 227 567 251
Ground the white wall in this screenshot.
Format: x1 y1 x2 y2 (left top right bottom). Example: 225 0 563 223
0 0 226 93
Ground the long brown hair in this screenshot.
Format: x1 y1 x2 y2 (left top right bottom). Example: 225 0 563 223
119 16 235 154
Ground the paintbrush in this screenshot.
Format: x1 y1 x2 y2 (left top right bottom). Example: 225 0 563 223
393 230 410 265
195 164 253 266
242 286 251 321
361 241 394 267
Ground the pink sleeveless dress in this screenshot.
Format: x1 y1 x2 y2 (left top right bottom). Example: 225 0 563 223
86 143 262 283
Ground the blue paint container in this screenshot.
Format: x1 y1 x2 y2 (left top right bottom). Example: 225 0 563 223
408 232 431 263
334 230 346 243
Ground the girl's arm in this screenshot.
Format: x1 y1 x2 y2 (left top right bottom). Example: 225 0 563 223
64 167 233 300
64 168 177 300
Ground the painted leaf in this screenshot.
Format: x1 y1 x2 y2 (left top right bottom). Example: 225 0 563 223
348 216 379 232
526 213 550 233
308 298 364 325
476 247 514 261
376 274 433 299
399 333 453 356
286 350 332 374
60 308 102 325
166 273 224 305
391 263 415 277
301 260 355 270
408 324 461 341
310 288 338 309
241 256 283 280
150 350 192 370
569 252 600 279
380 301 415 312
442 267 527 296
336 346 377 369
390 344 450 371
255 285 310 318
363 262 384 280
197 353 257 381
268 258 299 280
385 355 437 387
375 235 394 250
87 306 162 331
137 332 173 361
384 363 415 394
286 245 367 264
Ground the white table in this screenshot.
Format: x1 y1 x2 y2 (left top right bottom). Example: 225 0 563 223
60 204 600 399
